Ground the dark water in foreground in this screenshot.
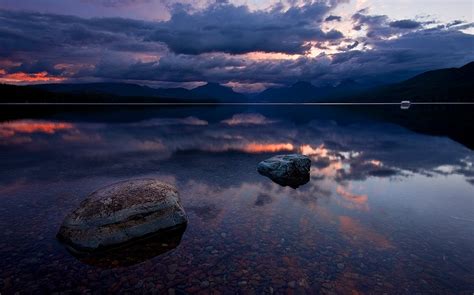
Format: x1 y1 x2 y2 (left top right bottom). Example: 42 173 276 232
0 106 473 294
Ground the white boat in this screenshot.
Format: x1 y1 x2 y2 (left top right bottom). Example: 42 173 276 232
401 100 411 110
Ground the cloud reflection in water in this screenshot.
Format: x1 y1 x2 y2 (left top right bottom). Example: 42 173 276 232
0 112 473 187
0 109 473 293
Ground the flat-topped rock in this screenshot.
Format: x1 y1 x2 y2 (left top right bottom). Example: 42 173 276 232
257 154 311 188
57 179 188 252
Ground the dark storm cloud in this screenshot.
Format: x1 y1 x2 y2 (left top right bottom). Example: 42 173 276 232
101 25 473 85
389 19 421 29
0 3 473 88
0 1 346 57
327 28 474 83
0 10 157 56
0 9 165 80
146 1 345 54
351 10 426 38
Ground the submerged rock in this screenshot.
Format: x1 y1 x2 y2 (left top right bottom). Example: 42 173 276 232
57 179 188 254
257 154 311 188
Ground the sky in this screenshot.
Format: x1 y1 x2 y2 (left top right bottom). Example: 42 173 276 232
0 0 473 92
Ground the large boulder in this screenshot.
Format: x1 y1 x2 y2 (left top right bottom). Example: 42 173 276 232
257 154 311 188
57 179 188 253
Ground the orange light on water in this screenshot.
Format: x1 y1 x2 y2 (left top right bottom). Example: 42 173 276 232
243 143 294 153
336 186 368 205
300 144 329 157
0 120 74 138
339 216 394 249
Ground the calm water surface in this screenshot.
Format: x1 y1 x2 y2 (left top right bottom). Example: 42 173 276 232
0 106 473 294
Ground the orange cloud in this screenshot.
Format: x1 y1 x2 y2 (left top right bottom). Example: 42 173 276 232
243 51 300 61
0 71 65 84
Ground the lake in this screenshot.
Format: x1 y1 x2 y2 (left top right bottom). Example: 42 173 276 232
0 105 473 294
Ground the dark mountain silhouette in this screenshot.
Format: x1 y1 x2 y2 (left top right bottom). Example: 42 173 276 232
35 83 161 97
0 83 214 103
255 80 368 102
158 87 195 99
1 61 473 103
255 62 473 102
256 81 322 101
330 79 368 97
1 84 54 103
36 82 198 99
191 82 247 101
349 62 474 102
33 82 246 102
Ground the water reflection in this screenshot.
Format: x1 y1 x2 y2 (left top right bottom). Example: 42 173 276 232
255 193 273 206
0 111 472 186
187 204 222 221
338 216 394 250
221 113 277 125
63 225 187 268
336 186 369 211
0 119 75 145
0 120 73 136
0 107 473 293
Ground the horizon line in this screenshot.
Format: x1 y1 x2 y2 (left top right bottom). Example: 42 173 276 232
1 102 474 106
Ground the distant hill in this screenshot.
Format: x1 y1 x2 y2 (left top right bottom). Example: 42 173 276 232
350 62 474 102
0 83 215 103
34 82 246 102
2 62 473 103
35 83 161 97
0 83 86 103
255 80 368 102
256 62 474 102
191 82 247 102
257 81 322 102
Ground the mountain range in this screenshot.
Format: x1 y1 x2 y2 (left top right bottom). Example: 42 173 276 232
1 61 473 103
33 81 247 102
349 61 474 102
255 79 368 102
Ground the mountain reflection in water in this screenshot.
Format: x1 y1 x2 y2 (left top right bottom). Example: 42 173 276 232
0 106 473 294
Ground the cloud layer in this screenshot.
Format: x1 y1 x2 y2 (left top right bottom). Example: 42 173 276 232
0 0 473 90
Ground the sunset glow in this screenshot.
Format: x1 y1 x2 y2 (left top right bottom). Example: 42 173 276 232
243 143 294 153
300 144 340 161
0 0 470 90
0 71 65 84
